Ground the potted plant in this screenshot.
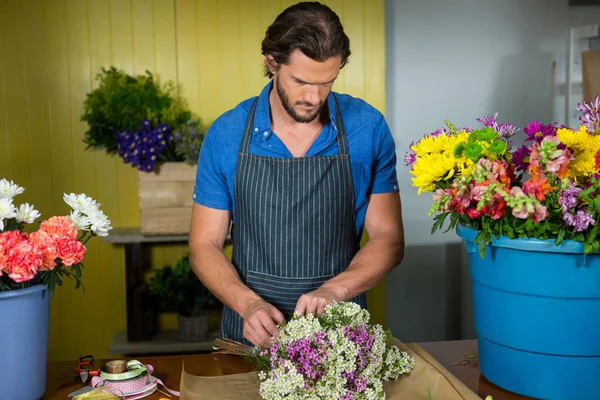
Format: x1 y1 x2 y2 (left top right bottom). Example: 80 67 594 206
0 178 112 400
405 95 600 399
80 67 207 234
148 254 220 342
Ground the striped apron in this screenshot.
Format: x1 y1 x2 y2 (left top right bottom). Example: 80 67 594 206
220 94 367 344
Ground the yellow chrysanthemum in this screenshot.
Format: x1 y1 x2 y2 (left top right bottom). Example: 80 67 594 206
411 131 469 157
557 126 600 177
410 152 457 194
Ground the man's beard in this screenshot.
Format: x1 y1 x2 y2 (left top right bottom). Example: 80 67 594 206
276 78 324 123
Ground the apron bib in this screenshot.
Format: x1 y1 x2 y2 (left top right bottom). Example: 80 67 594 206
220 94 366 344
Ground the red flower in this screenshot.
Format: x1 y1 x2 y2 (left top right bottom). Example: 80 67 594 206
55 236 86 266
0 243 7 276
0 230 28 248
7 239 42 283
466 208 482 219
595 149 600 171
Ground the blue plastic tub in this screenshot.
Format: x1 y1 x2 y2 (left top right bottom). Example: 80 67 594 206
457 225 600 399
0 285 50 400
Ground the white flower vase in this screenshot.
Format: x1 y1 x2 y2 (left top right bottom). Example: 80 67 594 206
0 285 50 399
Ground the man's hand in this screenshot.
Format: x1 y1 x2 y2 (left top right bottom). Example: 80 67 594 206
294 285 345 317
242 299 285 348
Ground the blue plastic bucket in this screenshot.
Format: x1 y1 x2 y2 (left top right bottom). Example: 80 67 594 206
457 225 600 399
0 285 50 400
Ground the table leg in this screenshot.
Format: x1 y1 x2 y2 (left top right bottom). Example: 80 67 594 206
124 243 156 341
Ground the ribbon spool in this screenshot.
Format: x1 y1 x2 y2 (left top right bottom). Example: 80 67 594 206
100 360 147 381
104 360 127 374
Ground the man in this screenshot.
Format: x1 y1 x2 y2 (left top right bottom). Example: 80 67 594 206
189 1 404 349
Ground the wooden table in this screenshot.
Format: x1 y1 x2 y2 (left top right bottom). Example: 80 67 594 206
43 339 533 399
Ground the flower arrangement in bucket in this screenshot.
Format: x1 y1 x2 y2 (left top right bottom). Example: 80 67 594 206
81 66 206 172
0 178 112 293
0 178 112 400
405 95 600 257
213 301 415 400
404 95 600 400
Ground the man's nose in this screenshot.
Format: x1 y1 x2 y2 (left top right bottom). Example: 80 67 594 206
302 85 321 106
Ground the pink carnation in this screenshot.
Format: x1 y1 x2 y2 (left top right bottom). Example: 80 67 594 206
0 230 28 248
29 230 59 271
0 244 7 276
7 239 42 283
40 216 78 239
55 236 86 266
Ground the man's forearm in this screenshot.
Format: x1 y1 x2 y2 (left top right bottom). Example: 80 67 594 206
189 241 261 317
320 232 404 301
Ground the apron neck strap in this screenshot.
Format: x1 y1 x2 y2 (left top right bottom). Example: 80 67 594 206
238 93 349 156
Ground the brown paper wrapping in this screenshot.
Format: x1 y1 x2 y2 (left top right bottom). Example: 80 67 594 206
180 338 481 400
582 48 600 103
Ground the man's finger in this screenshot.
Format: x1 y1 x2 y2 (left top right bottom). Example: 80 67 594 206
294 296 307 316
270 307 285 325
316 300 326 316
260 313 280 338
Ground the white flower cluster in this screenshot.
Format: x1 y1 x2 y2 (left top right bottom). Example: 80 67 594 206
63 193 112 237
0 178 112 237
0 179 40 230
257 301 415 400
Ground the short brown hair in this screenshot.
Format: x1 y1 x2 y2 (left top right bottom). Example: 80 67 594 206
261 2 351 78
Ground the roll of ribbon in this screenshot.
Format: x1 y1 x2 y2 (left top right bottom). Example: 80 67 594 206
104 360 127 374
91 364 180 399
100 360 146 381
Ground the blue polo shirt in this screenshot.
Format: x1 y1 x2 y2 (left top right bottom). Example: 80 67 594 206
193 81 399 240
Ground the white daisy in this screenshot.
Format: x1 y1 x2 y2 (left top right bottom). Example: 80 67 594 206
68 211 90 231
63 193 101 214
86 208 112 237
14 203 41 224
0 179 24 199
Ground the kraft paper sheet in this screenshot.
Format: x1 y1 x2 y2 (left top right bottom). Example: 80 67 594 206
179 337 480 400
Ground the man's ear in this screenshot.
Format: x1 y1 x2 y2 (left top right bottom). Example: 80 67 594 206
265 54 278 76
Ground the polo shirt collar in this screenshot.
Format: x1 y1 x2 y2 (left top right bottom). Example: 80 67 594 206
252 80 339 136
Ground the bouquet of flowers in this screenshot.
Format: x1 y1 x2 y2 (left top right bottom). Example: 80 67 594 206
405 95 600 257
214 301 415 400
0 178 112 295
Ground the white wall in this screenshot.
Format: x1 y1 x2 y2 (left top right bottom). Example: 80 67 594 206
386 0 600 246
384 0 600 343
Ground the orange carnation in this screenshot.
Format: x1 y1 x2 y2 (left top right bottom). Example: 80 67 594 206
55 236 86 266
7 239 42 283
30 230 58 271
40 216 78 239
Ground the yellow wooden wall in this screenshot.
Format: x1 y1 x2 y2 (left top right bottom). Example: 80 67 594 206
0 0 386 362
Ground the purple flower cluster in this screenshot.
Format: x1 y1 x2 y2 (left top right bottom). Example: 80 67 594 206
577 95 600 133
476 113 519 137
559 184 595 232
115 119 173 172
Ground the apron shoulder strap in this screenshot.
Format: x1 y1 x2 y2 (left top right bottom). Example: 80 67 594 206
332 94 349 156
238 97 259 154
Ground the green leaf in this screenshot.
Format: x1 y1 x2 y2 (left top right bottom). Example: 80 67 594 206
556 228 566 245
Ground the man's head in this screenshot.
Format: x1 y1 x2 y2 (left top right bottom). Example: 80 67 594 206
261 2 350 123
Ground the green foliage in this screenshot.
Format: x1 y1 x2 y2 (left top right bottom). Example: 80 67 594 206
148 254 221 317
81 66 192 156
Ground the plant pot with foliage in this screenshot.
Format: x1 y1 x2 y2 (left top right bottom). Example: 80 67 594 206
148 254 221 342
81 67 207 234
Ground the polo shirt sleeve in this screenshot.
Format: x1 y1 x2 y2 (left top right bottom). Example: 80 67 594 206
192 122 232 210
369 113 400 194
